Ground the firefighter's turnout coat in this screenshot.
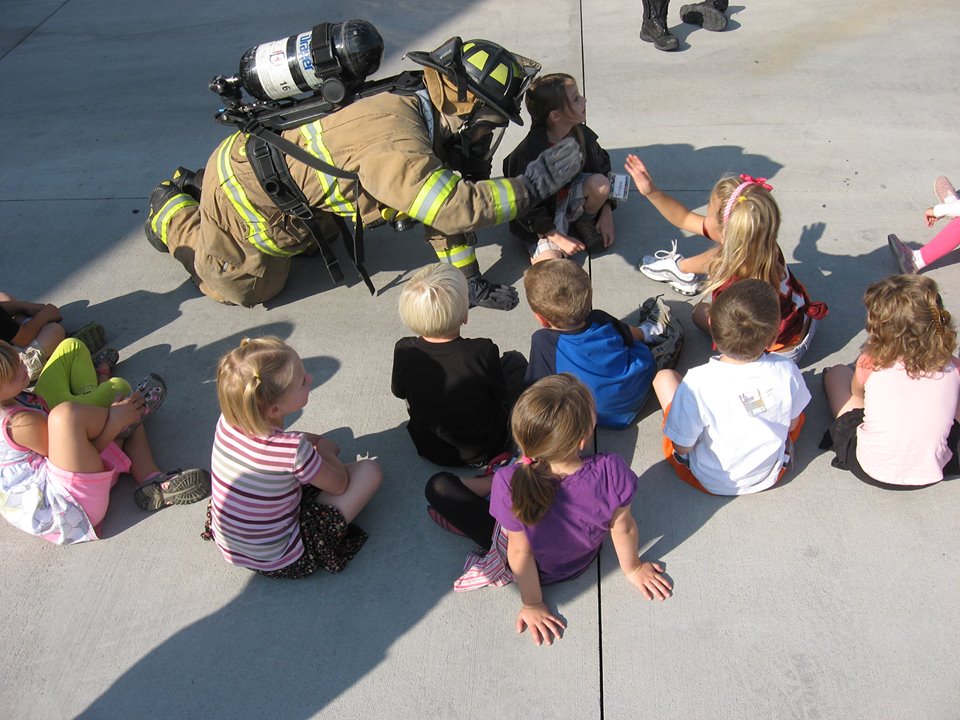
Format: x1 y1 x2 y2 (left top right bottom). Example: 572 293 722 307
163 89 531 306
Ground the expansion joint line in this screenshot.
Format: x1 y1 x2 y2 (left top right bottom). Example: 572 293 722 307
0 0 74 63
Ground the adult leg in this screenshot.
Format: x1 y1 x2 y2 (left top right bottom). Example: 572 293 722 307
425 471 495 549
315 459 382 523
640 0 679 51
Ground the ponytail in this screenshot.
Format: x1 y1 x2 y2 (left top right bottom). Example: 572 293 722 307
508 374 595 526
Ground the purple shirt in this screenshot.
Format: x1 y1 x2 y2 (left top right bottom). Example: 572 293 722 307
490 453 637 584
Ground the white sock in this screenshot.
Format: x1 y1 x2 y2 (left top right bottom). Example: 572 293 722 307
913 250 926 270
639 319 663 341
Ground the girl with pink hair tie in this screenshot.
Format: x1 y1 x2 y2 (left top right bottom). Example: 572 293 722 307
626 157 827 362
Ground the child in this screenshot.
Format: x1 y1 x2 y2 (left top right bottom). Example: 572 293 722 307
444 374 671 647
523 259 662 429
503 73 615 262
887 174 960 274
822 275 960 488
392 263 526 467
206 337 382 579
626 157 828 362
653 279 811 495
0 342 209 543
0 293 66 381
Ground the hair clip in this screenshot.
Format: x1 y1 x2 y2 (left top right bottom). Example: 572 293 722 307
520 455 534 465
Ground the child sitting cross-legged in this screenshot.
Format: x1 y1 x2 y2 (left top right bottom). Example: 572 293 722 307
392 263 527 467
524 259 665 429
653 279 811 495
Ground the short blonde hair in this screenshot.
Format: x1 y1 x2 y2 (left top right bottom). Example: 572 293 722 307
398 263 469 338
0 342 22 388
523 259 592 329
216 337 299 437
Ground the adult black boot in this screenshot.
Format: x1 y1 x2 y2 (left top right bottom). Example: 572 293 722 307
640 0 679 51
679 0 728 31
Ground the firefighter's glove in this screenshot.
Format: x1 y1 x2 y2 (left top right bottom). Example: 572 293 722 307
519 137 584 204
468 276 519 311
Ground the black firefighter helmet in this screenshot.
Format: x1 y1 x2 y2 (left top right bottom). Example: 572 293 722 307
405 37 540 125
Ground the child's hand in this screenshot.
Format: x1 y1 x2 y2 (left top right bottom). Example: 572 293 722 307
106 392 144 436
626 561 672 600
925 207 939 228
312 435 340 457
516 602 566 646
545 231 585 257
36 303 62 323
624 155 657 196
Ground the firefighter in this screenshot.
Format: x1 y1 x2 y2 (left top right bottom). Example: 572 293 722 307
145 31 583 309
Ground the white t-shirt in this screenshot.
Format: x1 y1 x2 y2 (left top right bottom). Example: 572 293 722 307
664 354 811 495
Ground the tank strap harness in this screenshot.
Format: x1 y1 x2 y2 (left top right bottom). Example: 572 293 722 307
224 71 427 296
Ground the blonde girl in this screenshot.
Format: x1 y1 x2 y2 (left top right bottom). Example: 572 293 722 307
626 158 827 361
205 337 382 579
0 342 208 543
452 374 671 646
823 275 960 488
504 73 615 262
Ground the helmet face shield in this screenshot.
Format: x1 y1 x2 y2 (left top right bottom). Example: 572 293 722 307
461 105 508 161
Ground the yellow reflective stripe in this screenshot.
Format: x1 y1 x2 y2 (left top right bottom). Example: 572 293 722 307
435 244 476 268
299 123 356 217
152 194 198 246
217 133 296 257
489 63 508 86
481 179 518 223
408 169 459 226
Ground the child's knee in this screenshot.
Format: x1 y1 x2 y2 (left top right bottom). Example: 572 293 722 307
47 401 83 436
584 173 610 201
425 471 460 503
354 458 383 489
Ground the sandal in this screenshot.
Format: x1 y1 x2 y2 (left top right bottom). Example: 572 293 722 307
135 468 211 512
427 505 466 537
70 322 107 355
116 373 167 439
91 348 119 380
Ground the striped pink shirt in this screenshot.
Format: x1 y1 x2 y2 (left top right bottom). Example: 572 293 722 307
210 415 322 571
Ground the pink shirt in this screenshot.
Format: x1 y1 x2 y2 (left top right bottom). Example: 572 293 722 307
209 415 322 571
856 358 960 486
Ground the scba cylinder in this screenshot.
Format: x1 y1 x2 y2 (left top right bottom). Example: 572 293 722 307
237 20 383 103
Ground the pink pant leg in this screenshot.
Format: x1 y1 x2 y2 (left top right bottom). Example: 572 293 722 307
919 217 960 267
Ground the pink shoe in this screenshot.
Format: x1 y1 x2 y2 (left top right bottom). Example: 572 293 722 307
426 506 466 537
934 176 958 204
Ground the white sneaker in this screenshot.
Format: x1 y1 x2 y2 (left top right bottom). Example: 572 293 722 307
669 275 705 296
639 240 696 284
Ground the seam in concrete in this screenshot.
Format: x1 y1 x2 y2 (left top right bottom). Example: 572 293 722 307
597 556 606 720
1 0 74 63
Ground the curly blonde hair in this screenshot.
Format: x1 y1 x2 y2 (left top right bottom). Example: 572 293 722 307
861 275 956 378
216 337 300 437
705 180 783 293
